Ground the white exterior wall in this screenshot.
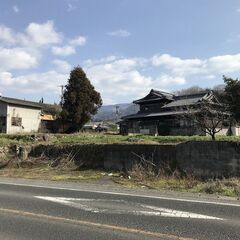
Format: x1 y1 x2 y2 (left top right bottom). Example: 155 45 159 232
215 127 229 136
208 127 240 136
231 127 240 136
6 105 41 134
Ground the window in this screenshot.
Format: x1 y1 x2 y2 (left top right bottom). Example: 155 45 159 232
11 117 22 127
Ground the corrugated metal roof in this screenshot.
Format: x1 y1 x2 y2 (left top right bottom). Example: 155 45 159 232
0 96 42 108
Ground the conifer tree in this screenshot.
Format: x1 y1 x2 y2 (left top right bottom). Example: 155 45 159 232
223 76 240 122
61 66 102 132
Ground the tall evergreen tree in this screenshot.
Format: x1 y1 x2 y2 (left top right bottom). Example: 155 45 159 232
61 66 102 132
223 76 240 122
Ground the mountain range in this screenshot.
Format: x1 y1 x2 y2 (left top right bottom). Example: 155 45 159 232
94 103 139 122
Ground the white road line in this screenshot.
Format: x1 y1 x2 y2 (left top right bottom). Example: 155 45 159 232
0 181 240 207
35 196 223 220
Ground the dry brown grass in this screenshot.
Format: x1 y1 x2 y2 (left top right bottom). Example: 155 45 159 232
114 157 240 197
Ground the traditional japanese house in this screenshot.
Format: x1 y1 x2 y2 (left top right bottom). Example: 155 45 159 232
120 89 239 136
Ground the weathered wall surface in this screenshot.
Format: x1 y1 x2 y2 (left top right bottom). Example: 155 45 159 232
176 141 240 177
28 144 105 168
104 144 175 171
10 141 240 178
7 105 41 134
105 142 240 177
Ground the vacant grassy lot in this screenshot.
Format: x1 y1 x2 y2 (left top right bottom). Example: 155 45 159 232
0 163 239 198
0 132 240 146
0 132 239 198
112 162 240 197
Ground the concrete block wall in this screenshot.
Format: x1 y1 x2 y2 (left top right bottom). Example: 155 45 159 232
104 144 175 171
176 141 240 177
14 141 240 178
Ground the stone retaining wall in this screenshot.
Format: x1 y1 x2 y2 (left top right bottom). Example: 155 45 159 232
176 141 240 177
8 141 240 178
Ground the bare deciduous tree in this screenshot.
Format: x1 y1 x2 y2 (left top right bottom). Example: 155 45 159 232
182 100 231 140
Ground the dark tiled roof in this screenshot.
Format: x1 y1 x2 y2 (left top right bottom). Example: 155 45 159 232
0 96 42 109
121 90 214 121
123 110 188 120
163 97 202 108
133 89 174 104
163 92 211 109
176 92 208 99
151 89 175 98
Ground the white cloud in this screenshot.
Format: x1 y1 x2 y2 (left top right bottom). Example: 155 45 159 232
0 21 88 100
207 54 240 73
0 72 14 86
51 35 86 57
152 53 240 76
84 56 187 104
0 25 18 45
0 21 63 74
0 48 37 71
1 26 240 106
85 57 151 104
67 3 76 12
13 5 19 13
26 21 62 46
156 74 186 86
152 54 203 75
52 45 76 56
69 36 87 46
0 21 62 47
52 59 72 73
84 52 240 104
107 29 131 38
0 71 67 94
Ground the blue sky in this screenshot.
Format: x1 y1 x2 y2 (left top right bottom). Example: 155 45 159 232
0 0 240 104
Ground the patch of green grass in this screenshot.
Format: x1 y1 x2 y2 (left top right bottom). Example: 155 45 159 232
53 133 129 145
52 133 240 145
0 133 38 146
0 132 240 147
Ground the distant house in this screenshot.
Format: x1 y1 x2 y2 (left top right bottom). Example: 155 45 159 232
0 96 56 134
82 122 109 132
120 89 240 136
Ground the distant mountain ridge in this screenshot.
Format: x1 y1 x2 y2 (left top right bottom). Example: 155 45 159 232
94 103 139 121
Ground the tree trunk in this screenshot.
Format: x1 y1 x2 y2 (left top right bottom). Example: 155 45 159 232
211 133 216 141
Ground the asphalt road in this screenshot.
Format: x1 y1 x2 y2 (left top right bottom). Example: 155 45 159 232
0 179 239 240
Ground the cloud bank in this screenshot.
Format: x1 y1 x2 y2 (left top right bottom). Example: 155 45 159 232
0 21 240 104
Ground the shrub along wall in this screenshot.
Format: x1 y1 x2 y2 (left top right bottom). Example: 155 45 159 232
9 141 240 178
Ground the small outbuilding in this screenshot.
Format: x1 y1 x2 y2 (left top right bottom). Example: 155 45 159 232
0 96 56 134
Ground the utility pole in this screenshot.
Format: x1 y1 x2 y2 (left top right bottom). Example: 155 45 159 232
58 85 65 106
115 105 120 122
